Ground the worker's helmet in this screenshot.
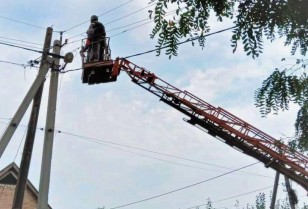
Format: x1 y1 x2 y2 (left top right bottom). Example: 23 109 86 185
91 15 98 23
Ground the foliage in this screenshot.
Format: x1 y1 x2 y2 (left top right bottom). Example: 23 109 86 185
149 0 308 58
204 192 306 209
206 198 214 209
254 59 308 151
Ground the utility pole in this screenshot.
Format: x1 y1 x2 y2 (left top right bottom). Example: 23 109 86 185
12 27 53 209
38 39 61 209
0 28 53 158
285 176 297 209
270 171 280 209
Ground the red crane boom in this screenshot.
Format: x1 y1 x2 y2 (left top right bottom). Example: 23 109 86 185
111 57 308 191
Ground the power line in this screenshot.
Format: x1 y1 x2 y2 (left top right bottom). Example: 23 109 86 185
59 131 270 178
67 18 150 45
0 15 46 30
0 39 43 50
0 41 43 54
13 128 27 162
109 162 259 209
0 117 12 120
67 2 157 40
109 8 178 38
0 60 28 68
0 119 268 178
110 20 153 38
107 18 149 33
63 0 134 32
0 36 43 46
185 186 273 209
69 136 230 172
124 26 236 59
105 2 155 26
63 26 237 74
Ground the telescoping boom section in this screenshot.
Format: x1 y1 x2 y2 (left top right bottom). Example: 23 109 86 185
82 57 308 191
110 58 308 191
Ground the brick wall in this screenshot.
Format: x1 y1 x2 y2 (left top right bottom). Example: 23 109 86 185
0 184 37 209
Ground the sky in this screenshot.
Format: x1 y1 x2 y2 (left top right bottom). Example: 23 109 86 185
0 0 307 209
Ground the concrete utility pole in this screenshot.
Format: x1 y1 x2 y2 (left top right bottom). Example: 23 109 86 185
285 176 297 209
12 27 53 209
38 39 61 209
0 28 53 158
270 171 280 209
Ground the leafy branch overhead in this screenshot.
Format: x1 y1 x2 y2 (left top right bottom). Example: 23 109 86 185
148 0 308 58
254 59 308 152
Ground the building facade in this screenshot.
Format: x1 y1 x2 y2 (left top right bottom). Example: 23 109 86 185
0 163 52 209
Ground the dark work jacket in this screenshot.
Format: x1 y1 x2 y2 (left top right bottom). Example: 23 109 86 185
87 21 106 42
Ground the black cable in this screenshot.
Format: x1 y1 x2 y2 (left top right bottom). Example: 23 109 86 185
63 26 237 74
0 41 43 54
0 118 268 178
105 2 155 26
71 136 229 172
63 0 134 32
110 20 154 38
107 18 149 33
124 26 236 59
60 131 270 178
109 162 259 209
0 39 43 50
0 36 42 46
185 186 273 209
0 117 12 120
0 60 27 68
67 1 157 40
0 15 46 29
0 59 39 69
67 18 150 45
13 128 27 162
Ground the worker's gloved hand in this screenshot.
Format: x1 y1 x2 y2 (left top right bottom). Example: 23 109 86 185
79 46 85 57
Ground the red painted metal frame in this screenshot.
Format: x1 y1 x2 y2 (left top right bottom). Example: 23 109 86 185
113 58 308 190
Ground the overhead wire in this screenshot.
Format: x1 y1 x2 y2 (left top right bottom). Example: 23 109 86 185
68 135 229 172
110 20 154 38
13 128 27 162
109 162 259 209
104 2 155 26
67 1 157 40
0 15 47 30
107 18 149 33
0 36 43 46
59 131 271 178
124 26 236 59
62 0 134 32
67 17 151 45
185 186 273 209
109 7 180 38
0 41 43 54
0 60 29 68
62 26 236 74
0 39 44 50
0 118 269 178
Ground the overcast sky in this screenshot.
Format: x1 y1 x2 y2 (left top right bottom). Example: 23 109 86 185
0 0 307 209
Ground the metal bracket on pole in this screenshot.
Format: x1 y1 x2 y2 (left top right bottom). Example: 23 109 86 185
0 27 53 159
38 39 61 209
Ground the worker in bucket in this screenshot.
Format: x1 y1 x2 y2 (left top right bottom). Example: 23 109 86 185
80 15 106 62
